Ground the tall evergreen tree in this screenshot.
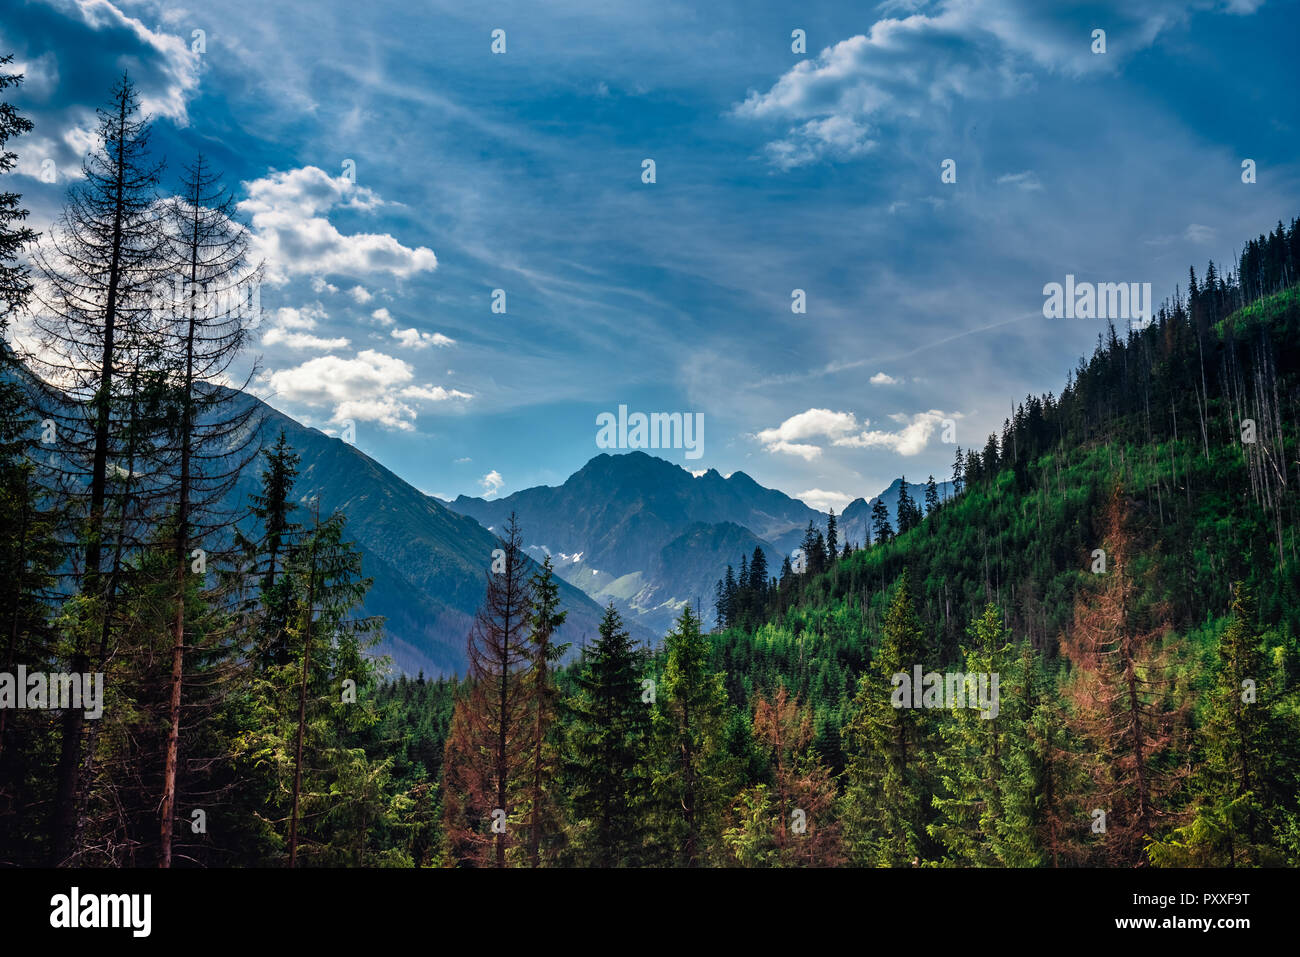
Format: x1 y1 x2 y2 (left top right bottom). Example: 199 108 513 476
924 474 940 515
928 604 1011 865
1149 585 1300 866
29 74 168 864
156 154 260 868
870 497 893 545
842 568 936 865
563 603 651 866
442 513 534 867
651 604 732 866
523 556 567 867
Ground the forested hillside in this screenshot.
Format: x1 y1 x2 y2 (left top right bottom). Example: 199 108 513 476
2 59 1298 868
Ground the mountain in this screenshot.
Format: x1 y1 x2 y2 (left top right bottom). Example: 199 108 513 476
224 394 620 676
449 451 950 634
450 452 821 632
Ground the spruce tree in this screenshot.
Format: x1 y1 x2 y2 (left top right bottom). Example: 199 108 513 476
156 154 260 867
928 604 1011 865
29 75 168 863
870 497 893 545
842 568 936 865
563 603 651 866
523 556 567 867
651 604 732 866
924 474 940 515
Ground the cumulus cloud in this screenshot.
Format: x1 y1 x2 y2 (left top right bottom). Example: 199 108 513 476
391 327 455 350
479 470 505 497
266 348 469 430
238 166 438 284
870 372 900 385
348 285 373 304
755 408 863 460
757 407 948 458
370 307 395 326
797 488 854 512
260 304 349 350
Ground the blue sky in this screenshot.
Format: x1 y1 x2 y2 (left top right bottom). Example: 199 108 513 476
4 0 1298 510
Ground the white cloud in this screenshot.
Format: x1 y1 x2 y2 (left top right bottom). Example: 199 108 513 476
391 327 455 350
266 348 469 430
1184 223 1215 243
260 304 348 350
733 1 1223 168
238 166 438 284
870 372 900 385
832 410 949 456
757 407 948 458
311 277 339 294
370 307 395 326
262 328 350 350
797 488 854 511
479 470 505 497
349 285 374 304
755 408 864 460
997 170 1043 191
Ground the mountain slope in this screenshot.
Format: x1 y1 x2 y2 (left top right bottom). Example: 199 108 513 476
226 395 615 676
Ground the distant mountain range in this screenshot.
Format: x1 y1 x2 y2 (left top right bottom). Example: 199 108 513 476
450 451 954 636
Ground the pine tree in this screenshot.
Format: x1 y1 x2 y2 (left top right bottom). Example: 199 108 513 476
650 604 732 866
1059 486 1188 865
156 154 260 868
1149 585 1300 866
563 603 651 866
725 686 845 866
842 568 935 865
0 54 36 321
0 60 62 862
988 643 1049 867
286 502 379 866
951 447 964 495
896 478 914 533
748 546 768 604
825 509 838 560
870 497 893 545
928 604 1010 865
240 431 301 667
523 556 567 867
28 75 168 863
722 564 737 628
924 474 940 515
442 513 534 867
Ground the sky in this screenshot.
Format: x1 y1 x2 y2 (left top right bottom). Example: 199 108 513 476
3 0 1298 511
